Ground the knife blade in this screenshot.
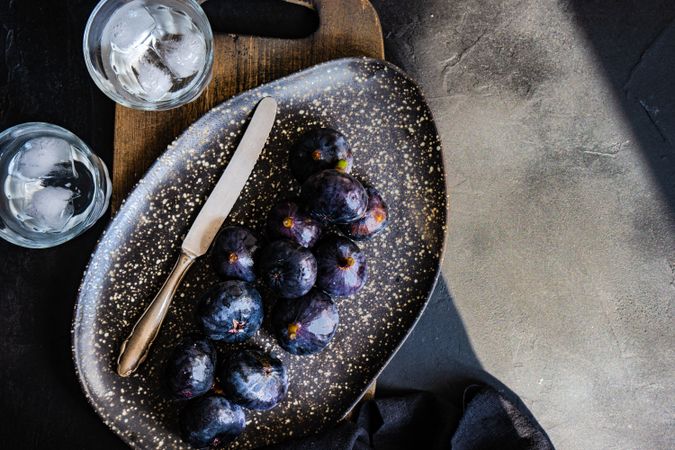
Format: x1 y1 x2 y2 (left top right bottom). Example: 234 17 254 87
183 96 277 257
117 97 278 377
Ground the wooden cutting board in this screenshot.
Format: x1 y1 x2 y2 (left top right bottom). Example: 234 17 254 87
112 0 384 209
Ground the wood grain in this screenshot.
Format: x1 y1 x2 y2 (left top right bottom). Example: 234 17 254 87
112 0 384 209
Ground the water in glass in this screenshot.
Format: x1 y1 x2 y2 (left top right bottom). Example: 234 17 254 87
100 0 209 103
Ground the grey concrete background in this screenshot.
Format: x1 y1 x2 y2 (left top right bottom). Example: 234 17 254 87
372 1 675 449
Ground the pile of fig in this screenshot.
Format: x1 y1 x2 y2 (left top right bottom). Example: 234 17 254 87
164 128 389 448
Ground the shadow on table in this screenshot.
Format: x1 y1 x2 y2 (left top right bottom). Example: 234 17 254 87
378 276 541 424
566 0 675 218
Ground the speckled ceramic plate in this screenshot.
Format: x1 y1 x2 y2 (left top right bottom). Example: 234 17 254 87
72 57 447 449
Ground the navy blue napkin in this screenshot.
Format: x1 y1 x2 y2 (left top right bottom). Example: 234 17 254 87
261 386 553 450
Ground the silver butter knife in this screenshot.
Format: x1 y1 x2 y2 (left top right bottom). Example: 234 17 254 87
117 96 278 377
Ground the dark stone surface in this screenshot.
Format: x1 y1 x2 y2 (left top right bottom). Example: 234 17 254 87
0 1 119 449
1 0 674 449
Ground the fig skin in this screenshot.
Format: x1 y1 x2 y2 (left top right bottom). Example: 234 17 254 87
340 186 389 240
196 281 264 343
272 289 339 356
258 240 318 299
164 336 216 401
179 395 245 448
211 226 260 282
218 349 288 411
314 235 368 297
267 200 322 248
289 128 353 182
300 169 368 225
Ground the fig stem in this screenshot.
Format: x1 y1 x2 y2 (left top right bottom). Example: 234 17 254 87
288 323 301 340
339 256 355 269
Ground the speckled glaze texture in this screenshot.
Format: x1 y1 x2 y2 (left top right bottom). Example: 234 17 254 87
72 58 447 449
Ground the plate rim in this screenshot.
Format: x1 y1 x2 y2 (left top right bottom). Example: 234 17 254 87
71 56 449 449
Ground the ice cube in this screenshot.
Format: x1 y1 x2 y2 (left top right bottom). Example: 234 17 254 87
4 177 42 221
26 186 74 231
17 137 73 179
107 3 156 52
160 32 206 79
42 160 95 215
135 53 174 101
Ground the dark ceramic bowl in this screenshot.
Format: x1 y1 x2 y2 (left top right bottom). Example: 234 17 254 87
72 57 447 449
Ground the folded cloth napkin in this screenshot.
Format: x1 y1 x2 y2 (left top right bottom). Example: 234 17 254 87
261 386 554 450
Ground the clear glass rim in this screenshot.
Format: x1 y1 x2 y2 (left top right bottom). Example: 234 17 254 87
82 0 215 111
0 122 112 249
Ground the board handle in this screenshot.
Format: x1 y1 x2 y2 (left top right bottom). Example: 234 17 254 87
307 0 384 57
200 0 383 55
201 0 319 39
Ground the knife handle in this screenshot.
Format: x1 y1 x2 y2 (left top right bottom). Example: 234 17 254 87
117 251 196 377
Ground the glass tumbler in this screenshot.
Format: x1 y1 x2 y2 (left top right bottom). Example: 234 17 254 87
0 123 112 249
83 0 214 111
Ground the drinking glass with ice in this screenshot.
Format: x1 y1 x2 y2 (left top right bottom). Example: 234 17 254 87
84 0 214 110
0 123 111 248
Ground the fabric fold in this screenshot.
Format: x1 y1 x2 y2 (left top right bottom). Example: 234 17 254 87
262 386 554 450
